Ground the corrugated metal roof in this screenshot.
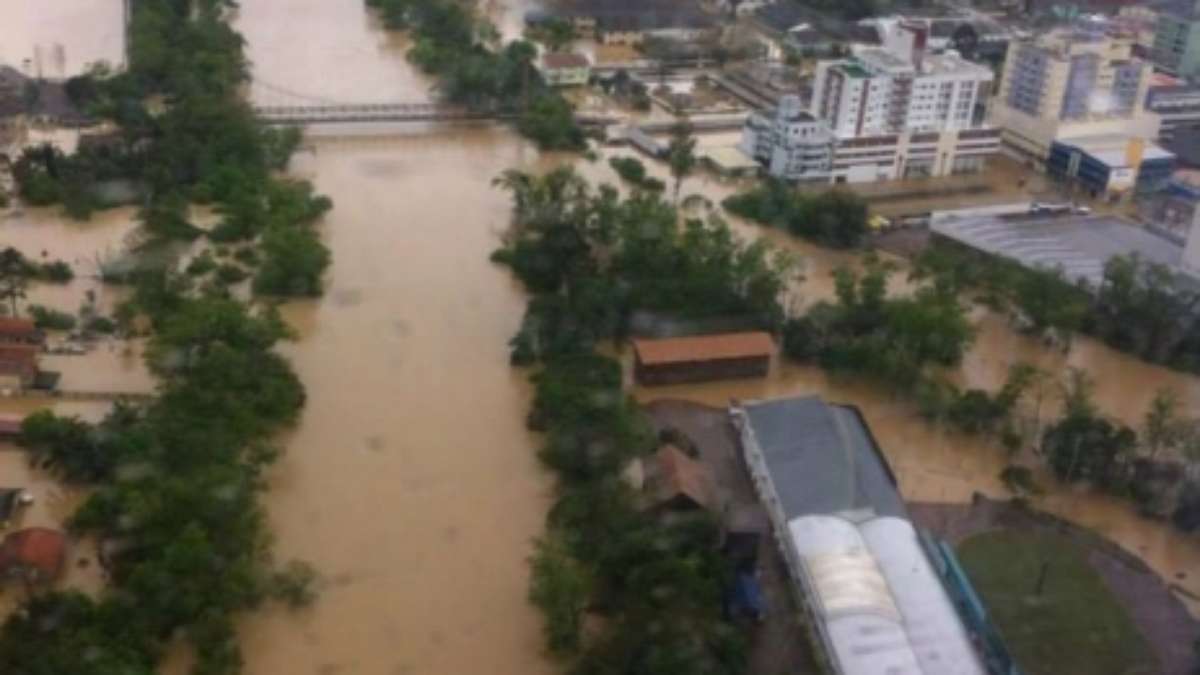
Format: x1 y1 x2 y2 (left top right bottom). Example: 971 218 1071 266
632 331 774 366
739 396 986 675
931 211 1186 288
741 396 905 520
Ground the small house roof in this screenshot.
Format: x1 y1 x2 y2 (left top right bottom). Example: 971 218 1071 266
0 343 38 373
0 317 39 339
647 443 719 510
0 415 23 437
632 331 773 366
542 52 590 69
0 527 67 583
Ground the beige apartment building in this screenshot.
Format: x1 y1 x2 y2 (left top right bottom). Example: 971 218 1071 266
990 30 1159 165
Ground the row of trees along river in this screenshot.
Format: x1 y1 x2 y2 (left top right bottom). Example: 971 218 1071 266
1 0 1199 674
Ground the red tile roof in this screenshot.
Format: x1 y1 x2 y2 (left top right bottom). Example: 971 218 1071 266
0 317 39 340
0 415 22 437
650 444 718 510
542 52 590 69
0 527 67 582
0 343 37 379
632 332 774 366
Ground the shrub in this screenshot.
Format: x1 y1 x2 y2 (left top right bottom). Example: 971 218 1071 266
269 560 318 609
609 157 647 185
233 247 259 267
38 261 74 282
186 252 218 276
86 316 117 334
27 304 77 330
215 263 249 284
1000 465 1041 496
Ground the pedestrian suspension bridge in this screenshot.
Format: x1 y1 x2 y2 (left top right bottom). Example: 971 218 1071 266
248 77 612 126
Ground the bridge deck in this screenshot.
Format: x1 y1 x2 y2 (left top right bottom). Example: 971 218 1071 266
252 102 616 126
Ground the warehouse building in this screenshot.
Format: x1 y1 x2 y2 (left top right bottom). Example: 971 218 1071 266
731 395 986 675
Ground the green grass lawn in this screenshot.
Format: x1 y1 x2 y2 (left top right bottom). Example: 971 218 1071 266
957 529 1158 675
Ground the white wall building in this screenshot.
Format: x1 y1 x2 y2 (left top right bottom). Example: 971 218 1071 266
812 25 993 137
741 22 999 184
740 95 836 182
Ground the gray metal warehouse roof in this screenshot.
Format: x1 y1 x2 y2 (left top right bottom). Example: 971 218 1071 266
740 396 906 520
931 210 1185 288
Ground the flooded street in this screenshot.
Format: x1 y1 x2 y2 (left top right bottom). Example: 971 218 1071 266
0 1 1199 672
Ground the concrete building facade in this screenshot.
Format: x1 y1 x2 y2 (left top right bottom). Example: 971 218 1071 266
991 30 1159 164
1154 0 1200 79
811 28 992 138
1047 134 1176 198
742 24 999 184
740 95 837 181
1147 82 1200 142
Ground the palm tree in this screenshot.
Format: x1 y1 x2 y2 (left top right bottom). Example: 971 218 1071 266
0 247 28 317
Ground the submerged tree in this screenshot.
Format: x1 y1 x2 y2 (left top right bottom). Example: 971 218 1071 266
528 532 593 655
666 117 697 204
1143 386 1185 460
0 248 29 317
1043 368 1136 487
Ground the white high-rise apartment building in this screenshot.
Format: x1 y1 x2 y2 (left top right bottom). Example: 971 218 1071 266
740 20 1000 184
811 22 993 138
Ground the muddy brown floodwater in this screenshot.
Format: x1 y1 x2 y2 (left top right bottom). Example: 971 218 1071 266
232 3 558 674
1 1 1199 673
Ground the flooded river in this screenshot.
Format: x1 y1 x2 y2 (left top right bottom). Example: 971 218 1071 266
0 1 1199 672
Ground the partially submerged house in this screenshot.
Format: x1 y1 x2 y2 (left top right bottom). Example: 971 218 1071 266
0 414 23 440
539 52 592 87
0 343 40 392
641 443 721 513
0 317 45 346
0 64 90 129
631 331 774 386
0 527 67 585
